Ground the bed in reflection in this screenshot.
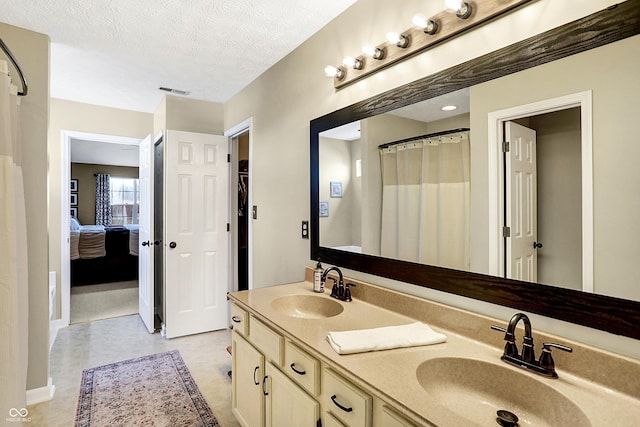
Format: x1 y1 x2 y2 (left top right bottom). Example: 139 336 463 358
70 217 139 286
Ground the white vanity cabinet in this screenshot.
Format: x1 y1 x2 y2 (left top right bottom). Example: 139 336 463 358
231 331 265 427
264 362 319 427
231 305 321 427
322 368 373 427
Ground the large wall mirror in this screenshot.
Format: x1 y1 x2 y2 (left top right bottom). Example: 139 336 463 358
311 1 640 339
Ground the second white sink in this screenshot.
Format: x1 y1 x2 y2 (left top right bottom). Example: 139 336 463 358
416 357 590 426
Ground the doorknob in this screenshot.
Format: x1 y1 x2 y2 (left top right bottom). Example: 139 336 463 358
533 241 543 249
154 240 161 245
142 241 150 246
169 242 177 249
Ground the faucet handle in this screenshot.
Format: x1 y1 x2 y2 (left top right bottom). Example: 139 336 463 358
539 342 573 375
490 325 518 357
343 283 356 302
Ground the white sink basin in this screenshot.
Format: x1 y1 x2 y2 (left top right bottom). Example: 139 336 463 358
416 357 590 426
271 294 344 319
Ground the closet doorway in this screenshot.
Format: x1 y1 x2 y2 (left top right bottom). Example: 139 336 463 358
233 130 250 291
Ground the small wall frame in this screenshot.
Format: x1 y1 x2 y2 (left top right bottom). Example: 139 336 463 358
330 181 342 198
319 201 329 217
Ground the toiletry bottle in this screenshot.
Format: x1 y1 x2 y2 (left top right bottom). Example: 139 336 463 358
313 261 324 293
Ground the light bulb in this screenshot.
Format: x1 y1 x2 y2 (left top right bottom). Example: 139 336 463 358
324 65 345 80
444 0 463 12
362 44 385 60
385 32 409 48
412 14 438 35
342 56 363 70
445 0 472 19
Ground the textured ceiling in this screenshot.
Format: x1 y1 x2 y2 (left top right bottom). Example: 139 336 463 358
1 0 357 112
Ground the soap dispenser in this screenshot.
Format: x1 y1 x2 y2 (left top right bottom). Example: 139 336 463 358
313 261 324 293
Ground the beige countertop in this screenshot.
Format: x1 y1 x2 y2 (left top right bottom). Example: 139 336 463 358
228 279 640 426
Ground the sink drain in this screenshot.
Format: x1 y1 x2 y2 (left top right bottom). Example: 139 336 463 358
496 409 519 427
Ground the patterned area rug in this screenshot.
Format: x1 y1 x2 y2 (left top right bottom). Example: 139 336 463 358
75 350 219 427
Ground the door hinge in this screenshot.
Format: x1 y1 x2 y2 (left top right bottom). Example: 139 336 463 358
502 141 510 152
503 226 511 238
227 153 231 163
226 223 230 232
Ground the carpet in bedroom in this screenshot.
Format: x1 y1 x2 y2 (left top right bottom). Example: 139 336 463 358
71 280 138 324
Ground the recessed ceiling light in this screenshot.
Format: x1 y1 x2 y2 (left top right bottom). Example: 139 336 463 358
441 105 457 111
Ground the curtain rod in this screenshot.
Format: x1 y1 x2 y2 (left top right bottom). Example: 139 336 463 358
0 38 28 96
378 127 469 150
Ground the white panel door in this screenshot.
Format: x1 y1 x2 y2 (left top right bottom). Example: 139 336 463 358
138 134 154 333
506 121 538 282
165 130 229 338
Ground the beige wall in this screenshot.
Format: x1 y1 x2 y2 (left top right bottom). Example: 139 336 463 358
531 108 582 290
223 0 640 358
154 95 225 136
0 22 50 391
319 137 354 248
70 163 139 225
470 34 640 302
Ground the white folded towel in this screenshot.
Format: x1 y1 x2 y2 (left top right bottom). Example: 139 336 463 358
327 322 447 355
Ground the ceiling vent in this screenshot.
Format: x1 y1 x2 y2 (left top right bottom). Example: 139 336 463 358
158 86 190 96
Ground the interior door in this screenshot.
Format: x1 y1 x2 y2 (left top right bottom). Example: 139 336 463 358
138 134 154 333
164 130 229 338
505 121 538 282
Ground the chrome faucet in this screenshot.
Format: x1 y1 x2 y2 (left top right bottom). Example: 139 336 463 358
491 313 572 378
321 266 356 302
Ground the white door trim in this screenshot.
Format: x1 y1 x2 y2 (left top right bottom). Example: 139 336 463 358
60 130 143 326
225 117 254 291
487 91 593 292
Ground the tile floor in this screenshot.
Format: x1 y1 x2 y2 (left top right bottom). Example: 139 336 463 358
28 315 241 427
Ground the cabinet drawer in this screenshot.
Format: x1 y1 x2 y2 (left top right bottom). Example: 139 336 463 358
230 304 248 336
381 406 416 427
324 411 347 427
284 340 320 396
249 316 284 366
323 368 372 427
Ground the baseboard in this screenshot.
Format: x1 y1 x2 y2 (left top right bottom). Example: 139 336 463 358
49 318 66 352
26 378 55 405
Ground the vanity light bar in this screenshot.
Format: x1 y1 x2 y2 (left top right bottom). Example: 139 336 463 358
327 0 533 89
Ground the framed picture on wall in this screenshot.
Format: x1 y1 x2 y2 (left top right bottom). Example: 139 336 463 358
319 201 329 217
70 207 78 218
330 181 342 198
70 193 78 206
70 179 78 192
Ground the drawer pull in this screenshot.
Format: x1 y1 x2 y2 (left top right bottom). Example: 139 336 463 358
290 363 306 375
330 394 353 413
263 375 269 396
253 366 260 385
231 316 242 323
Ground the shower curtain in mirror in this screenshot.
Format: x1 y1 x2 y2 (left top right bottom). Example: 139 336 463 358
380 131 470 270
0 59 29 415
95 173 112 225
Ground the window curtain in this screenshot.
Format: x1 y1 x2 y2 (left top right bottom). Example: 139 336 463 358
95 173 112 225
0 59 28 416
380 131 471 270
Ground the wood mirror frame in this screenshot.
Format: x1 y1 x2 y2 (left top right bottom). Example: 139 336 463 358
310 1 640 339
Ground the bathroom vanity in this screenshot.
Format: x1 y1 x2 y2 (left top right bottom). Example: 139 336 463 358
227 268 640 427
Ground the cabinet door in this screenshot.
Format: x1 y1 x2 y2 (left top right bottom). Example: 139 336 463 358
232 332 265 427
265 362 319 427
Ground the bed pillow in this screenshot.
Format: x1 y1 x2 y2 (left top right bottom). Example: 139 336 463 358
70 216 81 230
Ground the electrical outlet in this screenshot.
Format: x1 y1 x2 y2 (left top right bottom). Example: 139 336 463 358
301 221 309 239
